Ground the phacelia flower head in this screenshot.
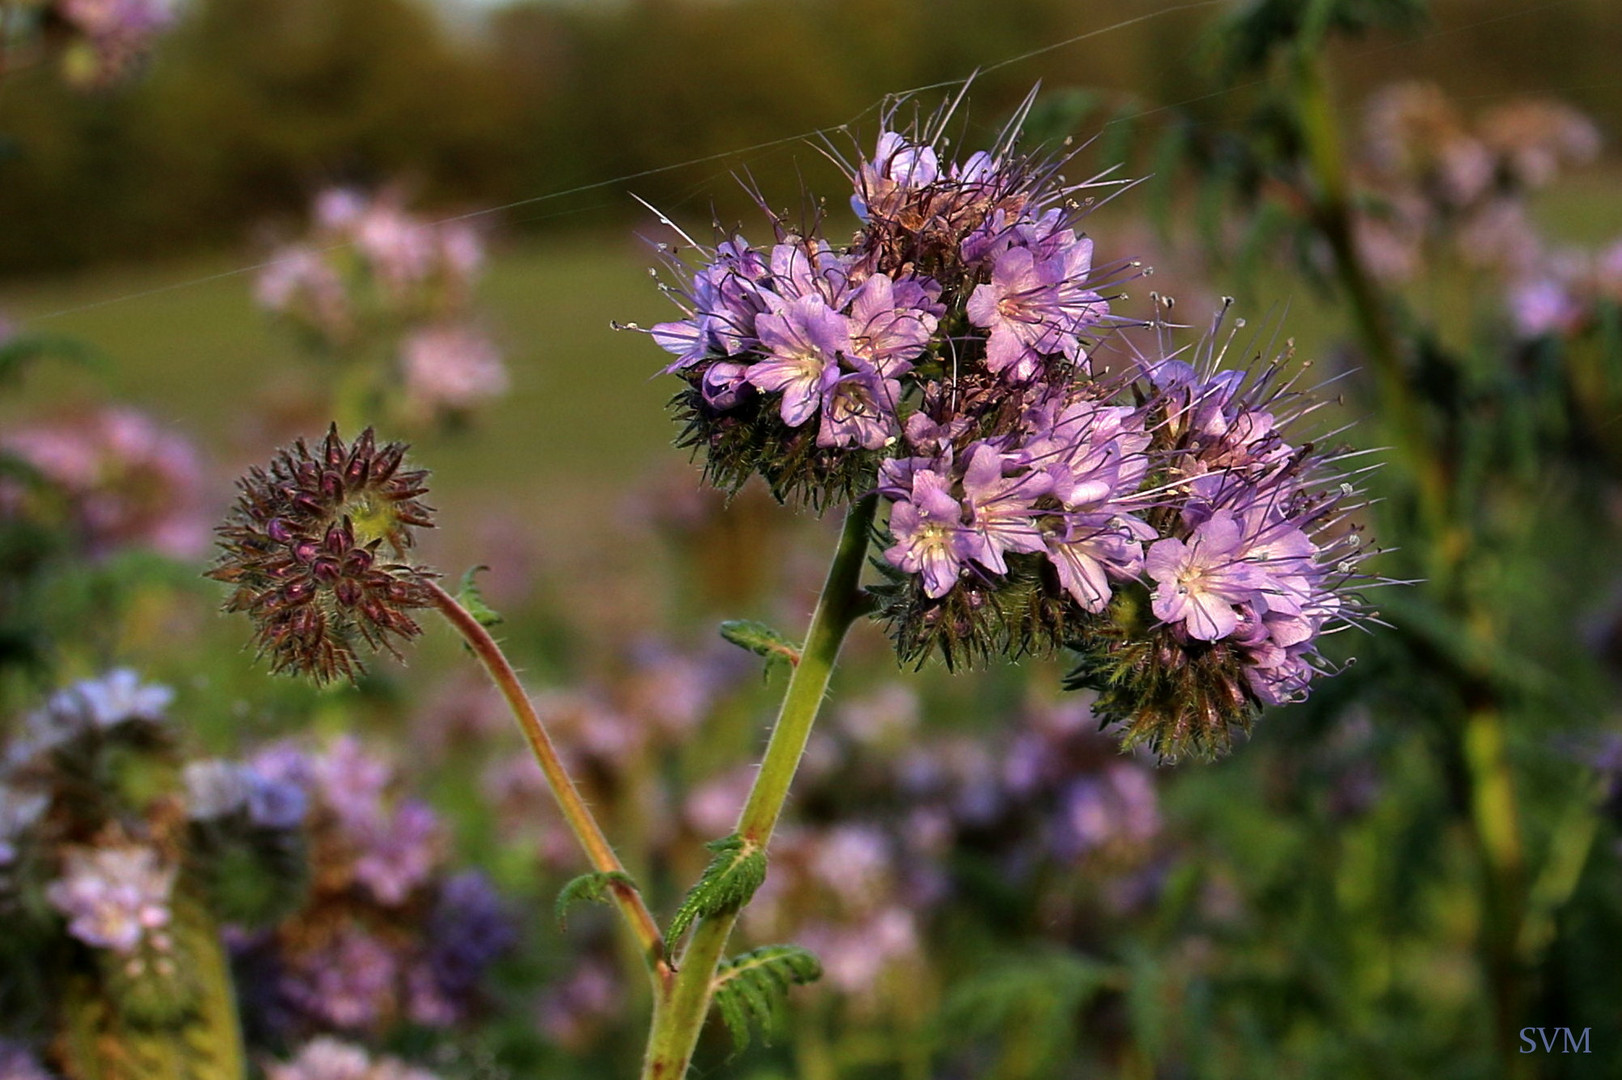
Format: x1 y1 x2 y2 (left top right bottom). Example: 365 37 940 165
1060 317 1380 760
208 426 436 684
635 89 1381 757
641 88 1126 511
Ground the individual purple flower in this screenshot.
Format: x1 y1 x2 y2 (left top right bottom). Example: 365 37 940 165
45 668 174 731
1144 511 1265 641
651 237 771 371
747 293 851 427
46 844 175 954
1046 512 1155 612
883 467 972 599
818 366 901 450
966 239 1108 380
957 442 1051 576
845 272 943 376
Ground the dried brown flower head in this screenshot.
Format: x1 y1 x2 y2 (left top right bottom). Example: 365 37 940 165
208 426 435 684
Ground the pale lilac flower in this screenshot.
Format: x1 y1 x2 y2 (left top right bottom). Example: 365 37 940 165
1145 511 1264 641
818 366 901 450
46 844 175 954
268 1038 440 1080
957 442 1051 575
399 325 508 414
47 668 173 730
799 907 920 996
184 759 251 820
845 272 943 376
967 241 1108 380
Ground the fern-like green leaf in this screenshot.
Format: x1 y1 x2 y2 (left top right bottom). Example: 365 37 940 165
711 944 822 1053
718 619 800 675
457 565 504 629
555 870 635 929
666 833 766 944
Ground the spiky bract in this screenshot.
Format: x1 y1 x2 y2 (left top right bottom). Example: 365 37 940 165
208 426 435 684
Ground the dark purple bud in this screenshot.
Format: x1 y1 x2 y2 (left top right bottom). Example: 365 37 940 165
320 471 345 503
312 558 342 584
334 579 362 607
267 518 294 543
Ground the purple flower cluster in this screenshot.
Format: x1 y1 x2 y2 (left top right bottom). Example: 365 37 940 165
239 737 513 1036
644 97 1374 755
1353 82 1601 283
0 407 207 560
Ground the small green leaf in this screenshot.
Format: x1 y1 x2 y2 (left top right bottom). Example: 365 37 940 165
719 619 800 675
555 870 635 929
457 565 504 630
667 833 767 944
712 944 822 1053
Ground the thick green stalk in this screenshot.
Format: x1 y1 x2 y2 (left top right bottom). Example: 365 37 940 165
641 494 876 1080
427 581 671 985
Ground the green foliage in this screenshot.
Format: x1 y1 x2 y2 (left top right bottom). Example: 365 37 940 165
941 948 1118 1075
554 870 635 930
457 565 505 631
711 944 823 1054
0 333 102 386
718 619 799 676
666 833 767 945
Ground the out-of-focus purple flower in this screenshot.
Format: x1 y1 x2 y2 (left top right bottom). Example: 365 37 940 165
536 958 623 1052
798 907 920 997
279 924 399 1031
419 872 516 1013
0 1040 54 1080
46 668 173 731
1051 763 1161 859
308 736 393 834
45 844 175 954
1510 275 1585 339
1 408 206 559
352 799 442 907
398 325 507 417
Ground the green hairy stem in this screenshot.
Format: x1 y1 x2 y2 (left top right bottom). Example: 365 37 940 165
641 494 877 1079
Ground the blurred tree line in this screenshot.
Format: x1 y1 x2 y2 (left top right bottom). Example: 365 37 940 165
0 0 1617 277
